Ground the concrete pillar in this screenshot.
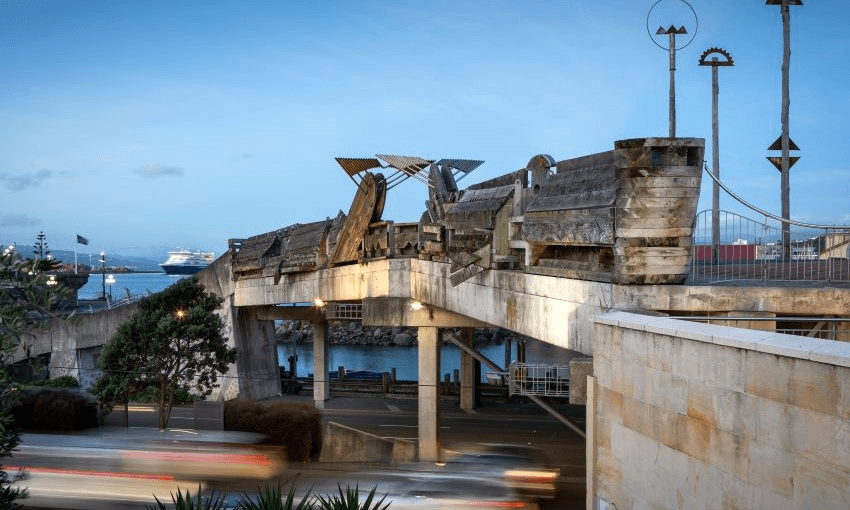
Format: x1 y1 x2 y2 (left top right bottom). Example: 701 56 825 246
459 328 477 411
586 375 596 510
418 326 441 463
312 320 330 409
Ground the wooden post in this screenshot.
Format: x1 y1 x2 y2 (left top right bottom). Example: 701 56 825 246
712 63 720 264
700 48 734 266
668 30 677 138
780 1 792 262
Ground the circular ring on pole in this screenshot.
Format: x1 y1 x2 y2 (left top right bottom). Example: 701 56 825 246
646 0 698 50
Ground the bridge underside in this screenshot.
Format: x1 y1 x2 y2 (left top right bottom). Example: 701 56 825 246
234 257 850 354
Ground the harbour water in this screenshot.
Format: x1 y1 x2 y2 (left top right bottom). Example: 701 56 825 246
76 273 572 381
77 272 186 301
277 340 571 383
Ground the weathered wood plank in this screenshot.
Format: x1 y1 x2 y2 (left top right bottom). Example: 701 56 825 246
615 204 698 220
615 165 702 179
615 254 692 266
555 150 616 175
615 216 696 229
523 218 614 245
614 246 692 258
329 172 383 266
615 237 693 248
617 187 701 199
422 224 443 236
525 208 614 223
421 241 445 254
616 263 691 275
614 197 699 210
393 232 418 247
618 176 701 189
526 189 618 212
615 227 695 238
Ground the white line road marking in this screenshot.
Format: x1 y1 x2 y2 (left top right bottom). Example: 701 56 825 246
378 425 450 429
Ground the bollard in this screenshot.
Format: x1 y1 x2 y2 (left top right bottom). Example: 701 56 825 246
382 372 390 393
338 366 346 380
391 368 397 383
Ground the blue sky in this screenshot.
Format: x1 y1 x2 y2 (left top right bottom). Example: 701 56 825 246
1 0 848 259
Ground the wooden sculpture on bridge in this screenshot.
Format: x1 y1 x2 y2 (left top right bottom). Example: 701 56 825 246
229 137 705 285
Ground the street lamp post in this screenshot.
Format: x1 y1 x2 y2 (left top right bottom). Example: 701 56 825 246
105 274 116 300
99 252 106 300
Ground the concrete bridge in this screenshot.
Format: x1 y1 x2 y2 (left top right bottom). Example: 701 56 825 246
20 136 850 509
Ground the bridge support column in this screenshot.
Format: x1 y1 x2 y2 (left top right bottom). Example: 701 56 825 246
312 319 330 409
459 328 478 411
418 326 441 463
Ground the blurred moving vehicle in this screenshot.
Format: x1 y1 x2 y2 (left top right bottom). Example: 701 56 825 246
11 429 285 482
393 475 540 510
439 443 560 500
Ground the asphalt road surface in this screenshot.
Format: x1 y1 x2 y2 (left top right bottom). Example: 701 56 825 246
10 393 587 509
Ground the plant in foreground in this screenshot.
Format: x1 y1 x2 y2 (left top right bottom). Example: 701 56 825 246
148 486 229 510
313 485 389 510
235 485 312 510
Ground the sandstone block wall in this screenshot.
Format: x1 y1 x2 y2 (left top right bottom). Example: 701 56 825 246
590 311 850 510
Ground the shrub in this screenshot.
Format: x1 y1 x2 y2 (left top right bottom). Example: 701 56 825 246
224 399 322 462
14 375 80 388
10 388 99 432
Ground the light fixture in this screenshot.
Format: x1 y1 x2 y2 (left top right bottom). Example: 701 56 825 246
410 301 433 320
314 298 326 308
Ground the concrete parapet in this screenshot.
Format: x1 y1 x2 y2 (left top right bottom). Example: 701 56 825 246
590 310 850 510
319 421 416 463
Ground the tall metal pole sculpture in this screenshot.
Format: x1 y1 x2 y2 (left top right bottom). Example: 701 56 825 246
647 0 697 138
766 0 802 262
700 48 734 265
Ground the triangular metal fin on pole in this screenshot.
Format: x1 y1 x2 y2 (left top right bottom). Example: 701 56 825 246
767 136 800 151
766 156 800 171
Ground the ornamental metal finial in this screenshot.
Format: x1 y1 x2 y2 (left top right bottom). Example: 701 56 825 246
647 0 698 138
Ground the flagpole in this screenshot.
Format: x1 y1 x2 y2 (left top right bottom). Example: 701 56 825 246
74 235 78 274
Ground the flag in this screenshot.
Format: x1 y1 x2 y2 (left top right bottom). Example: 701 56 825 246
76 235 89 245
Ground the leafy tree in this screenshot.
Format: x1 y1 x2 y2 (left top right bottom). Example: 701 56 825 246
93 277 237 429
0 242 75 509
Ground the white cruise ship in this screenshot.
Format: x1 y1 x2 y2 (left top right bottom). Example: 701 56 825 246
159 249 214 275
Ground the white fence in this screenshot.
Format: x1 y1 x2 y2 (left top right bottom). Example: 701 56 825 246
507 362 569 398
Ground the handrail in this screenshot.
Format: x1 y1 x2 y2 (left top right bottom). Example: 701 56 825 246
702 163 850 231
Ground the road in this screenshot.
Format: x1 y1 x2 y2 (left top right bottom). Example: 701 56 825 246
10 393 587 509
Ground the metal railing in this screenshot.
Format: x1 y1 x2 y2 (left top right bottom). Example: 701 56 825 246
325 302 363 320
689 210 850 286
507 362 569 398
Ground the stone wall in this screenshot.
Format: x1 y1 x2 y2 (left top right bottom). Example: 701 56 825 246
275 320 524 348
589 311 850 510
